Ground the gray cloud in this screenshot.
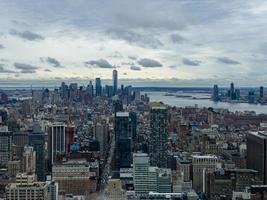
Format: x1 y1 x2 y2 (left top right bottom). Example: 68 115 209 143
138 58 162 68
0 64 16 73
130 65 141 71
217 57 240 64
128 56 137 60
44 69 52 72
85 59 114 68
0 44 4 49
182 58 201 66
20 69 36 73
107 28 162 49
14 62 38 73
9 30 44 41
169 65 177 69
40 57 62 67
170 34 186 43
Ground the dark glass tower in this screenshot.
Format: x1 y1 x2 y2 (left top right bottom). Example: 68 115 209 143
113 70 118 96
115 112 131 169
95 78 102 96
149 106 168 168
29 132 46 181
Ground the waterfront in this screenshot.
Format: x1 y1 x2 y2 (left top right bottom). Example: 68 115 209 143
146 92 267 114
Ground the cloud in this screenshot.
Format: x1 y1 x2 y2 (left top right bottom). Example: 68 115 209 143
170 34 186 43
106 28 162 48
40 57 62 67
128 56 137 60
44 69 52 72
0 64 16 73
169 65 177 69
0 44 4 49
130 65 141 71
85 59 114 68
14 62 38 73
217 57 240 64
182 58 201 66
20 69 36 73
138 58 162 68
9 30 44 41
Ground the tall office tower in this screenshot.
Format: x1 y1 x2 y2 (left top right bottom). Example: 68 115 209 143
149 106 168 168
29 132 46 181
95 78 102 96
212 84 219 102
115 112 131 169
22 146 36 174
5 173 48 200
0 126 11 167
95 122 108 158
113 69 118 95
48 123 66 166
133 153 150 195
130 111 137 140
192 155 219 192
260 86 264 98
87 81 94 96
230 82 236 100
247 132 267 184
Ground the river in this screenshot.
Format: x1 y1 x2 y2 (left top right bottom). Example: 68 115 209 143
144 92 267 114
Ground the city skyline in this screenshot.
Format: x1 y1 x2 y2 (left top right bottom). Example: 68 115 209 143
0 1 267 86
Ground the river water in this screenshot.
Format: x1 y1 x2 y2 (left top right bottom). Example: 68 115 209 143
144 92 267 114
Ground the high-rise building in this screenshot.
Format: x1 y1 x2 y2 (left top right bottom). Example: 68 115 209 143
95 78 102 96
230 82 236 100
247 131 267 184
113 69 118 95
22 146 36 174
133 153 172 195
115 112 131 169
130 111 137 140
212 84 219 102
29 132 46 181
48 123 66 165
87 81 94 97
5 173 48 200
260 86 264 98
133 153 150 195
192 155 219 192
248 91 255 104
0 126 12 167
95 122 108 158
149 106 168 168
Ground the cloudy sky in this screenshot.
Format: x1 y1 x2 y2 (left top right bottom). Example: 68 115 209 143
0 0 267 87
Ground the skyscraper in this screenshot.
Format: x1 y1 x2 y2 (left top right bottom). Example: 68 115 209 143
29 132 46 181
0 126 11 167
113 69 118 96
115 112 131 169
247 131 267 184
133 153 150 195
48 123 66 166
212 84 219 102
95 78 102 96
149 106 168 168
260 86 264 98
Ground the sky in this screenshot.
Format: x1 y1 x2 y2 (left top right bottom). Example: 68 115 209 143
0 0 267 87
